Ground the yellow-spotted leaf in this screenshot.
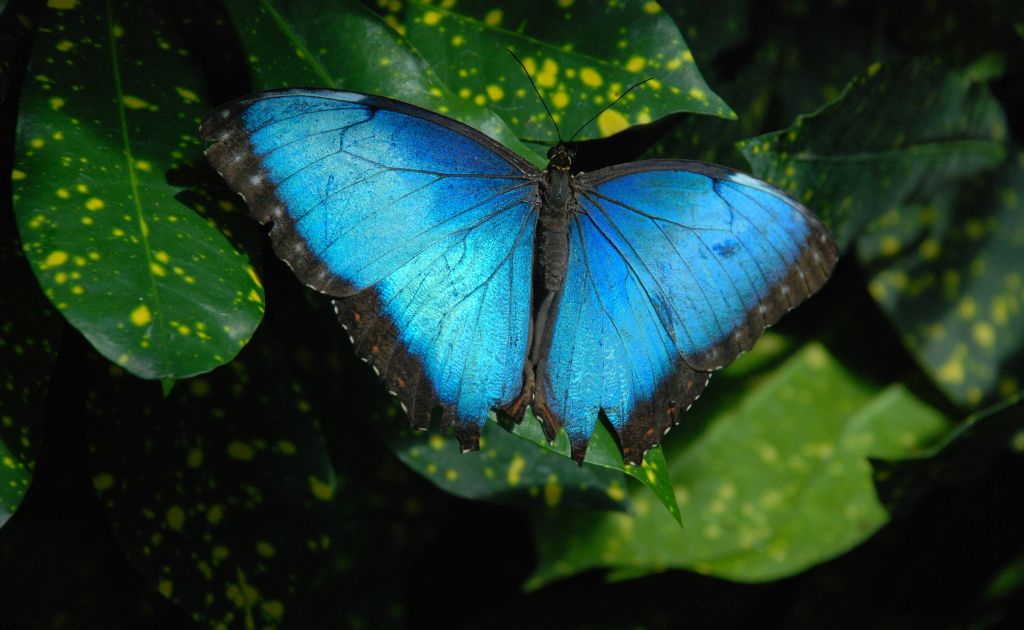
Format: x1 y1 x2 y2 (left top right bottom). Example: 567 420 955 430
527 343 952 587
384 0 734 144
859 150 1024 408
0 226 58 530
222 0 545 167
738 58 1008 252
380 407 629 512
13 0 263 379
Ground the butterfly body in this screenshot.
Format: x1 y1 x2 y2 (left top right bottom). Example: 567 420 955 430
201 89 838 465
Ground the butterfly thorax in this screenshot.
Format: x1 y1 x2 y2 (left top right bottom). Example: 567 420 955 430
537 143 576 293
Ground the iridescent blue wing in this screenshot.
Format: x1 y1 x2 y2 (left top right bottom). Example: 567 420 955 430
539 161 838 463
201 89 539 449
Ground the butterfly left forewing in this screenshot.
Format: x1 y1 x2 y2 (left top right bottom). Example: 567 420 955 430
201 89 540 450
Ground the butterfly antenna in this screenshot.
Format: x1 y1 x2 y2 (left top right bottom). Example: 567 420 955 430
568 77 653 142
507 49 562 144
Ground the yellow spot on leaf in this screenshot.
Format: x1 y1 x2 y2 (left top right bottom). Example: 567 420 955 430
552 91 569 109
47 0 77 8
122 95 149 109
937 358 964 384
227 440 254 461
429 434 445 450
867 62 882 77
175 86 199 103
580 67 603 87
473 94 486 106
56 187 70 199
158 580 173 598
880 235 900 256
972 322 995 348
135 159 152 171
166 505 185 531
451 34 465 46
484 8 502 26
256 541 276 557
262 600 285 619
310 476 334 500
186 447 203 468
607 483 625 501
422 10 441 25
507 454 525 486
537 58 558 88
688 87 706 100
643 1 661 14
93 473 114 490
11 169 26 181
49 97 65 110
85 197 104 211
486 84 504 101
958 297 977 319
56 40 74 52
44 250 69 268
626 56 646 73
445 469 459 482
130 304 151 326
597 109 629 136
543 474 562 507
30 138 45 149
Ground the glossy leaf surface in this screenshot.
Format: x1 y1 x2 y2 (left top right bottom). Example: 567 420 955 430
739 59 1008 252
13 0 263 379
859 151 1024 408
528 343 952 586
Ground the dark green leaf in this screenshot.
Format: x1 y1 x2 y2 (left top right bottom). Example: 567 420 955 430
223 0 544 166
859 150 1024 408
13 0 263 379
739 58 1008 252
873 394 1024 513
509 410 681 525
380 408 628 512
384 0 734 144
0 187 58 530
528 343 952 587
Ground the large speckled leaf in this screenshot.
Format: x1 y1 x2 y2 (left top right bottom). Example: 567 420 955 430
86 316 444 629
859 151 1024 408
738 58 1008 252
12 0 263 379
527 343 952 587
510 410 681 525
0 220 58 530
86 339 338 628
874 394 1024 514
380 407 628 512
380 0 733 145
222 0 545 166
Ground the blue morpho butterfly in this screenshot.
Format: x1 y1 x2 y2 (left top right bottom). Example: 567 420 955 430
200 77 838 465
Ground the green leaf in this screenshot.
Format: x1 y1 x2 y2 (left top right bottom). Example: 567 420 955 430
873 394 1024 513
527 343 953 588
509 410 681 525
223 0 545 167
384 0 734 144
859 150 1024 408
380 408 629 512
738 58 1008 252
13 0 263 380
0 203 58 530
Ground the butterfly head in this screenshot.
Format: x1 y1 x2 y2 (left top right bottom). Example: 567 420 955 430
546 142 576 172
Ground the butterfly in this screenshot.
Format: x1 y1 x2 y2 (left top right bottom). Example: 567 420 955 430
200 88 838 465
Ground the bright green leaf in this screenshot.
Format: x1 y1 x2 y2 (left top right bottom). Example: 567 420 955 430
859 150 1024 408
509 410 681 525
738 58 1008 252
528 343 952 587
13 0 263 379
380 408 628 512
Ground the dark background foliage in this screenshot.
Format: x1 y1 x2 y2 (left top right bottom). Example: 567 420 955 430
1 0 1023 628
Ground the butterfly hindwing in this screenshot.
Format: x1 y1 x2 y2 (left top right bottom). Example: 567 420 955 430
201 90 539 447
541 161 838 463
